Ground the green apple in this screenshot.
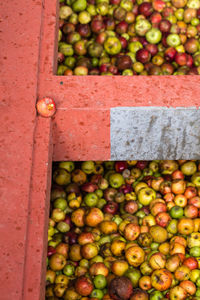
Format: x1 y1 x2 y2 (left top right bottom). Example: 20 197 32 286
166 34 181 47
81 161 95 174
135 19 151 36
187 232 200 248
59 161 75 172
190 269 200 282
167 219 178 234
145 28 162 44
53 168 71 185
169 206 183 219
109 173 125 188
54 198 68 211
128 41 143 53
104 37 122 55
192 172 200 187
72 0 87 12
150 291 163 300
180 161 197 176
125 268 141 287
140 261 153 275
190 246 200 257
57 222 70 233
84 192 98 207
138 187 156 205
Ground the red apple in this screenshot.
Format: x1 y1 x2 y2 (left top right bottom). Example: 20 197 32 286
75 276 94 296
183 257 198 270
103 201 119 214
36 97 56 118
115 161 128 173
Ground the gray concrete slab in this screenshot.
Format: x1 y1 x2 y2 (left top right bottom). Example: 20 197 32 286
110 107 200 160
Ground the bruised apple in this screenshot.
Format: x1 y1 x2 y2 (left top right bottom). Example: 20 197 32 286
151 269 172 291
108 276 133 300
75 276 94 296
125 246 145 267
85 207 104 227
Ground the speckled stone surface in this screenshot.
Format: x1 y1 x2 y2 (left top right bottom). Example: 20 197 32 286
111 107 200 160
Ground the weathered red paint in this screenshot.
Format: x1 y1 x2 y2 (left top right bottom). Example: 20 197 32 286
0 0 44 299
22 117 53 300
1 0 200 299
52 109 110 161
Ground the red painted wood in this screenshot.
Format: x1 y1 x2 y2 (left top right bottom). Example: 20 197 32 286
0 0 44 299
22 117 53 300
52 109 110 161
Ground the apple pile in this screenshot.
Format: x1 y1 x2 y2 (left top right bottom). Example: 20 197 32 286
57 0 200 75
46 160 200 300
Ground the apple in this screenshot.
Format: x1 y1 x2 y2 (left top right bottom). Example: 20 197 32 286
169 286 187 300
187 232 200 248
174 265 191 281
77 232 94 245
51 208 66 222
178 218 194 235
181 161 197 176
125 268 141 287
89 262 109 277
111 239 126 256
36 97 56 118
46 269 56 284
99 221 117 234
180 280 196 295
124 200 138 214
109 173 125 188
108 276 133 300
85 207 104 227
183 257 198 270
125 246 145 267
59 161 75 173
149 252 166 269
174 194 187 207
111 260 129 276
155 212 171 227
190 269 200 282
184 205 198 218
149 225 168 243
166 254 181 272
53 169 71 186
150 201 167 216
69 244 82 261
171 179 186 194
104 201 118 214
159 181 172 194
124 223 141 241
72 169 87 185
75 276 94 296
139 275 152 291
191 172 200 187
138 187 156 205
130 288 149 300
51 187 66 201
115 161 128 172
189 196 200 208
55 243 69 258
81 161 95 174
49 253 66 271
151 269 172 291
81 182 98 193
